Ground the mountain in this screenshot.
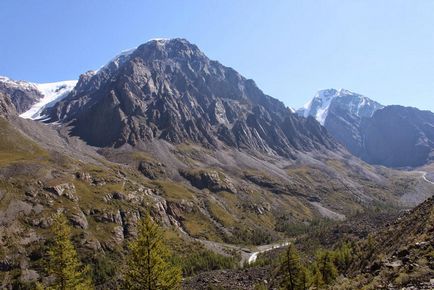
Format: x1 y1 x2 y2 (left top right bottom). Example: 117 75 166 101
361 105 434 167
45 38 336 157
0 76 43 114
299 90 434 167
0 76 77 120
0 38 433 288
297 89 383 157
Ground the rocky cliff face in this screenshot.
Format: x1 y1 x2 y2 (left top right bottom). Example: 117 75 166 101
360 106 434 167
46 39 337 156
0 92 17 117
0 77 43 114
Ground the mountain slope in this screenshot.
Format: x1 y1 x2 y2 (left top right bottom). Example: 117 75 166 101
336 196 434 289
361 105 434 167
46 39 337 157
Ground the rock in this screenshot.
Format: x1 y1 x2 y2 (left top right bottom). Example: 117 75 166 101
75 172 93 183
69 210 88 229
19 269 39 284
385 260 403 269
112 226 125 244
0 77 43 114
138 160 166 179
0 92 17 116
119 210 140 238
180 170 237 193
90 208 122 225
103 191 126 202
45 183 78 201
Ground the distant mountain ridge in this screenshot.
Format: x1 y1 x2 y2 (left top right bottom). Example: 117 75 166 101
298 89 383 157
299 89 434 167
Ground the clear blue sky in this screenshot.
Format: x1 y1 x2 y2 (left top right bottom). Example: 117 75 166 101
1 0 433 111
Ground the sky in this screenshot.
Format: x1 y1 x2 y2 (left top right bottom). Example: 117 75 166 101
1 0 434 111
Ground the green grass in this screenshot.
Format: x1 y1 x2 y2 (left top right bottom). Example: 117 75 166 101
0 118 49 166
153 180 194 200
207 200 236 227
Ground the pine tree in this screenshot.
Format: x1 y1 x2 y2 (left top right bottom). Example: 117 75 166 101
311 264 324 289
315 250 337 285
279 244 304 290
123 214 182 290
333 242 353 272
46 213 93 290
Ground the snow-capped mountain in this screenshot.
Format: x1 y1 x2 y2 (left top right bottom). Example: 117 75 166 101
297 89 383 158
297 89 383 125
0 77 77 120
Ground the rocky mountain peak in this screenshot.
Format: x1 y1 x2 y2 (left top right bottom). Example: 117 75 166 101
297 88 383 125
42 38 338 156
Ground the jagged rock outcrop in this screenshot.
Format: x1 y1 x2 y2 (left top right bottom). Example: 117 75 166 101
0 92 17 117
180 169 237 193
44 183 78 201
46 39 338 157
138 160 167 179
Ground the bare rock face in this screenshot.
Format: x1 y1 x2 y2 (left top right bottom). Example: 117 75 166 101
45 183 78 202
138 160 166 179
0 77 43 113
0 92 17 117
180 169 237 193
68 209 88 229
46 39 337 157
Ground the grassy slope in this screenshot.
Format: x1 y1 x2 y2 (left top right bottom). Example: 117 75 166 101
0 117 433 288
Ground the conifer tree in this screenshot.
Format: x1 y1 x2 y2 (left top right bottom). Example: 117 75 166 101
315 250 337 285
46 213 93 290
279 244 304 290
124 214 182 290
311 264 324 289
